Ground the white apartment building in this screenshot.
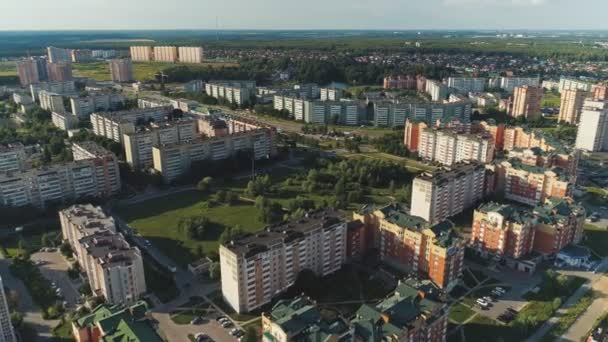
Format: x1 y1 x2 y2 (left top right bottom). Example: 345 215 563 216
320 88 343 101
12 93 34 105
124 119 197 170
447 77 486 93
373 100 472 128
51 111 79 131
499 77 540 93
220 209 347 313
575 99 608 152
205 81 256 106
39 91 66 113
0 276 16 342
78 231 146 305
178 46 204 63
411 162 486 223
129 46 154 62
153 46 178 63
71 93 126 119
418 129 493 166
72 141 122 196
426 80 448 101
90 106 173 143
0 143 27 173
559 78 593 93
30 81 76 101
59 204 117 253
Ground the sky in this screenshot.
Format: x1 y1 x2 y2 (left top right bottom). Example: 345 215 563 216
2 0 608 31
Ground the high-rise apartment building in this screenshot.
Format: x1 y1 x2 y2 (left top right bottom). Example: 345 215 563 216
0 143 27 173
220 209 347 313
51 111 79 131
59 204 117 253
72 141 122 196
418 128 494 166
70 49 93 63
205 81 256 106
559 78 592 93
16 59 40 86
319 87 343 101
39 91 66 113
447 77 486 93
425 80 448 101
411 162 486 223
109 58 134 83
70 93 126 119
592 84 608 101
354 204 464 289
129 46 154 62
30 81 77 101
558 88 587 124
403 119 428 152
374 100 472 128
47 46 71 64
509 85 542 120
153 46 178 63
178 46 204 63
0 276 16 342
47 62 73 82
90 106 173 143
575 99 608 152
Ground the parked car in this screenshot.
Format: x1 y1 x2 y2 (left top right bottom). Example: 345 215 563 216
476 298 489 308
221 321 233 328
194 333 208 342
190 317 203 325
483 296 494 303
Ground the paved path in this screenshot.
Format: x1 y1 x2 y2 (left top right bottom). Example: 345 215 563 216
0 256 58 341
558 275 608 342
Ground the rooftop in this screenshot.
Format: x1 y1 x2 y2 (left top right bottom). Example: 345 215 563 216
61 204 116 234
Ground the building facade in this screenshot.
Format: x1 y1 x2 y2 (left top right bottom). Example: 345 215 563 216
418 128 493 166
575 99 608 152
153 46 178 63
47 62 73 82
72 141 121 196
39 91 66 113
447 77 486 93
70 93 126 119
109 58 134 83
0 276 16 342
129 46 154 62
47 46 71 64
558 89 587 124
509 85 542 120
178 46 204 63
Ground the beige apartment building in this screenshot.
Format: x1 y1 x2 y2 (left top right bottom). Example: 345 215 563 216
220 209 347 313
411 162 486 223
558 88 587 124
47 62 73 82
90 106 173 143
51 111 79 131
509 85 542 119
16 59 40 86
39 91 66 113
153 46 178 63
129 46 154 61
72 141 122 196
178 46 204 63
109 58 134 83
418 128 493 166
70 92 126 119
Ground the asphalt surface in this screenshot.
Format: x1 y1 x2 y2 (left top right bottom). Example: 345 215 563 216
30 251 82 309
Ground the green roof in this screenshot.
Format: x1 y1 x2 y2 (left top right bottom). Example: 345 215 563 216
76 301 162 342
506 158 569 181
534 198 585 224
476 202 531 224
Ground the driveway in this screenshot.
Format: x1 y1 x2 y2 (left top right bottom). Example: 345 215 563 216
0 255 58 342
31 251 82 309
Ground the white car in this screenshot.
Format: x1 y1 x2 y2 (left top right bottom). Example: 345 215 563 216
495 287 506 294
476 298 489 308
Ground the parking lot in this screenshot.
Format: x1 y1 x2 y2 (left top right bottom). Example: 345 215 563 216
30 250 82 308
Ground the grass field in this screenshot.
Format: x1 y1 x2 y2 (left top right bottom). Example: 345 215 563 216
449 303 476 324
73 60 239 81
115 190 266 266
0 61 16 76
541 92 561 108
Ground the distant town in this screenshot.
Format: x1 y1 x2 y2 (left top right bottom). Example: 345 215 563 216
0 30 608 342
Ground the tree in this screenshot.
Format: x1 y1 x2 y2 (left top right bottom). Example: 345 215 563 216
552 297 562 310
10 312 23 329
6 290 19 311
41 233 50 247
242 327 258 342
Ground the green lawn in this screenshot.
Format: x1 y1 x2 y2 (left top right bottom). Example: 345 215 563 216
462 315 523 342
116 190 266 267
449 303 476 324
583 224 608 257
541 92 561 108
0 61 16 76
52 318 74 342
73 61 238 81
541 291 594 342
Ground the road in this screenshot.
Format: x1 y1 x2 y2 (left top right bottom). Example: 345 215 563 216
558 275 608 342
527 258 608 342
0 255 59 342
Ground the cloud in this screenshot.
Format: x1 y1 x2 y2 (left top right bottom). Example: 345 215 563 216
443 0 547 6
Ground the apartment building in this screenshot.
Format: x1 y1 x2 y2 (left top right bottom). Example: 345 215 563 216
499 77 540 93
16 58 41 86
559 78 593 93
383 75 416 89
532 198 585 255
47 62 73 82
59 204 117 256
425 80 448 101
70 93 126 119
39 91 66 113
124 119 197 170
403 119 428 152
51 111 79 131
30 81 76 101
72 141 121 196
0 143 27 173
205 81 256 106
351 278 448 342
109 58 134 83
91 49 118 59
72 301 161 342
558 88 587 124
319 87 343 101
262 296 354 342
354 204 464 289
129 46 154 62
509 85 542 119
417 75 428 92
491 159 571 206
447 77 486 93
418 128 494 166
153 46 178 63
185 80 204 93
542 80 560 91
47 46 71 63
507 147 579 177
70 49 93 63
471 202 536 259
592 84 608 101
153 126 276 182
78 231 146 304
0 276 16 342
576 99 608 152
90 106 173 143
219 209 347 313
293 83 320 99
374 100 472 128
178 46 204 63
411 162 486 223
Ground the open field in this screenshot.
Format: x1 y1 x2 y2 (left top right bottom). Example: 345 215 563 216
73 60 239 81
0 61 16 76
